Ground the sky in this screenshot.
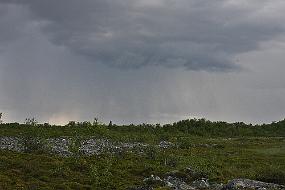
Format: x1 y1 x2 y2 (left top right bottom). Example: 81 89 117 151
0 0 285 125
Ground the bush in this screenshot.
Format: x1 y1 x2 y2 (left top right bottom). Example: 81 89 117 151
145 146 158 160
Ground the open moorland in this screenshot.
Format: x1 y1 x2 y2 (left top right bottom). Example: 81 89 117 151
0 118 285 189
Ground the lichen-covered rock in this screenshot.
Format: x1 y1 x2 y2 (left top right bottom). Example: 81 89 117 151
78 139 150 156
164 176 195 190
159 141 175 149
46 137 73 157
192 178 210 189
224 179 285 190
1 136 178 157
79 138 113 156
0 137 24 152
135 167 223 190
119 142 148 154
143 175 165 187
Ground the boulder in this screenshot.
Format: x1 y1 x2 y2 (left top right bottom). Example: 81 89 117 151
143 175 165 187
224 179 285 190
192 178 210 189
164 176 195 190
159 141 175 149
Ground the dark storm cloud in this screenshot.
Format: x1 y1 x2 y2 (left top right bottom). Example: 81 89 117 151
1 0 284 71
1 0 285 125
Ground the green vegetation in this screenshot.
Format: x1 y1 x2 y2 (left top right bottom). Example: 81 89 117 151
1 118 285 140
0 118 285 189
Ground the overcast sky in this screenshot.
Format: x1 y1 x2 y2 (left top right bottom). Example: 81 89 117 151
1 0 285 125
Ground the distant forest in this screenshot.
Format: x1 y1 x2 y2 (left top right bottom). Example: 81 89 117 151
1 116 284 139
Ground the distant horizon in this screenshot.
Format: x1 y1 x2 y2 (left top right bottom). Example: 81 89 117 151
1 114 284 126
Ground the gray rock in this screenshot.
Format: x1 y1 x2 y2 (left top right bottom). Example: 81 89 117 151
1 136 178 157
159 141 175 149
0 137 25 152
79 138 112 156
79 139 149 156
46 137 73 157
164 176 195 190
224 179 285 190
210 183 224 190
143 175 165 187
143 174 163 182
192 178 210 189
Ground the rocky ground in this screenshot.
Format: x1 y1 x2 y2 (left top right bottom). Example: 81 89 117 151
131 167 285 190
0 136 176 157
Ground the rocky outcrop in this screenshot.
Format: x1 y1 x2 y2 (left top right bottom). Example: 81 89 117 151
134 168 285 190
138 176 285 190
164 175 195 190
138 167 214 190
191 178 210 189
139 174 213 190
79 139 149 156
159 141 175 149
0 137 226 157
143 174 165 187
0 137 24 152
0 137 174 157
79 138 113 156
223 179 285 190
45 137 73 157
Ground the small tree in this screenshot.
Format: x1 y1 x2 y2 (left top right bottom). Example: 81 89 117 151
66 121 76 127
93 117 99 126
25 117 38 126
82 121 92 127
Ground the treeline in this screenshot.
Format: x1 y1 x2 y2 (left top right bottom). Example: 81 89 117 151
111 118 285 137
0 118 285 138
